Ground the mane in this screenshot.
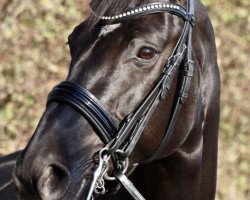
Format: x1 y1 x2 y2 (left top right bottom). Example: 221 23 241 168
88 0 146 28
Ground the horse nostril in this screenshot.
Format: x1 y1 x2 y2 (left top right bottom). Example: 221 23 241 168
37 165 69 200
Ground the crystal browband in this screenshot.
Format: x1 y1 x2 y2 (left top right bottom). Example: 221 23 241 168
101 3 184 20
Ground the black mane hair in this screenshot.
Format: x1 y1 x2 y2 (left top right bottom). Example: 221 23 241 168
90 0 145 17
88 0 145 28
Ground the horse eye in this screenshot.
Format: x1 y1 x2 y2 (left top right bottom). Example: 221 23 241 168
137 46 158 60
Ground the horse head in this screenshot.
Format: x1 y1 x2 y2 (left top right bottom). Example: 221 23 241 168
13 0 220 199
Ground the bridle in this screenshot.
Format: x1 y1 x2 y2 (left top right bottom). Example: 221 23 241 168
47 0 195 199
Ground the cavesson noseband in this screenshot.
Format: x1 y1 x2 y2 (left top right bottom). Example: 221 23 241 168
47 0 195 199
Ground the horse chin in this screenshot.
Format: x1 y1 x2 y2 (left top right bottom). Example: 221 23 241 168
72 172 122 199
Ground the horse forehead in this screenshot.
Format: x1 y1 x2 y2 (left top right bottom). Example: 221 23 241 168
99 23 122 37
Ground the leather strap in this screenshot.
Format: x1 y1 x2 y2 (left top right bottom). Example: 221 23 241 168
47 82 119 143
101 2 195 25
115 171 145 200
145 0 195 162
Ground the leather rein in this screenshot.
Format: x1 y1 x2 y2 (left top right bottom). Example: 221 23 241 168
47 1 195 199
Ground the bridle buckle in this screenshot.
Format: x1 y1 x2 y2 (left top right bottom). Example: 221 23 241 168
186 13 196 26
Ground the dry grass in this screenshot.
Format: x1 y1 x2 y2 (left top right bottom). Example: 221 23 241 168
0 0 249 199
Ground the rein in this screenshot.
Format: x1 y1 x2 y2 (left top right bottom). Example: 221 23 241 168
47 1 195 199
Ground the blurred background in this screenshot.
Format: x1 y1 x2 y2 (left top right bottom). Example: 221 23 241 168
0 0 249 199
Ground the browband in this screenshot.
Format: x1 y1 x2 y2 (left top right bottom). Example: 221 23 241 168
100 2 195 25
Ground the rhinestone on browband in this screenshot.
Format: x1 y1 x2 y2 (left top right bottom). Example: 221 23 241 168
101 3 180 20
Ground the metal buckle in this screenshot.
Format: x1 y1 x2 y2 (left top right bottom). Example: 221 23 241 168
86 148 111 200
186 13 196 26
104 150 129 181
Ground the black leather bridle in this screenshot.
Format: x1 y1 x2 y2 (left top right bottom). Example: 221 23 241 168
47 1 195 199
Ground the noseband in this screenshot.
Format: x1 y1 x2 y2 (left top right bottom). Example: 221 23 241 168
47 1 195 199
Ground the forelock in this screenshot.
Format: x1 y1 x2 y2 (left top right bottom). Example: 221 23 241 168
87 0 146 29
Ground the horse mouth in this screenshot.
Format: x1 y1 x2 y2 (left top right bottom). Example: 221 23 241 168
73 158 122 200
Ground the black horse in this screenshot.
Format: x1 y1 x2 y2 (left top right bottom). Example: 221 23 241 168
0 0 220 199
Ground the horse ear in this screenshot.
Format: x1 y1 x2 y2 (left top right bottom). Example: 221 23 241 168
67 21 87 57
68 21 86 43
